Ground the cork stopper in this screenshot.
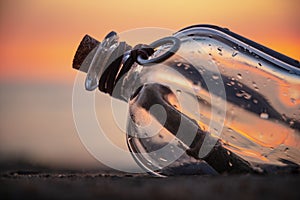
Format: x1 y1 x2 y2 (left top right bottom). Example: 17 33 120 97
72 35 100 72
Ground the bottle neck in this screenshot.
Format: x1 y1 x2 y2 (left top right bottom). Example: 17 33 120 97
72 32 133 100
73 32 157 101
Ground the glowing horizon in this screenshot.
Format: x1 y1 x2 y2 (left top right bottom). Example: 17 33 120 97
0 0 299 83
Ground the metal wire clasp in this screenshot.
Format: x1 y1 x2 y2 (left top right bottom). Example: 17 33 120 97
136 36 181 66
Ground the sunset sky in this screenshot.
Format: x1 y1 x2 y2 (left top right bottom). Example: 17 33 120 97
0 0 299 169
0 0 299 83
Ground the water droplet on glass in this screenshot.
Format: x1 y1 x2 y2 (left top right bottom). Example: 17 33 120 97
290 98 296 104
260 112 269 119
237 73 242 79
232 51 238 57
236 90 243 97
159 157 168 162
217 47 223 55
184 64 190 70
245 94 252 100
176 90 182 95
252 82 259 91
193 83 202 93
236 90 251 100
284 147 289 153
212 74 219 80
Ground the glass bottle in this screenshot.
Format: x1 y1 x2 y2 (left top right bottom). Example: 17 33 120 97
73 25 300 176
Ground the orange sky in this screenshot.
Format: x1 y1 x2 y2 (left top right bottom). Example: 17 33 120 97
0 0 299 84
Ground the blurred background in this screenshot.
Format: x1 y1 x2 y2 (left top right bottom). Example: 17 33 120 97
0 0 299 170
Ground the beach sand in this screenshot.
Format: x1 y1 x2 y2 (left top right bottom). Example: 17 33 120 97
1 168 300 200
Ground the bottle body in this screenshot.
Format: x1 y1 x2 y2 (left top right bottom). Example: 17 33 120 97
73 25 300 176
121 26 300 175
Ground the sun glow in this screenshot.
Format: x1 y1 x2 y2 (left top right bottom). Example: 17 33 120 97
0 0 299 84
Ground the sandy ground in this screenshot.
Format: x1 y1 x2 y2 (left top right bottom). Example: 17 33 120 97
1 169 300 200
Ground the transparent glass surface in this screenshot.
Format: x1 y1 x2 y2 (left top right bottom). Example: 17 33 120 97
124 27 300 176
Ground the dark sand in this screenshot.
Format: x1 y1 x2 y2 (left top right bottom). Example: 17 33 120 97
1 168 300 200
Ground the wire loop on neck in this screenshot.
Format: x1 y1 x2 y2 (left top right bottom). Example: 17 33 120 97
98 36 181 96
